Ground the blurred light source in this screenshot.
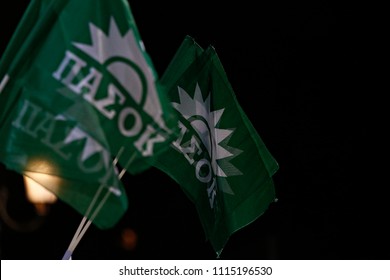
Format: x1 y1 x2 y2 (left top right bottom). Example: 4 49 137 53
24 176 57 216
121 228 138 251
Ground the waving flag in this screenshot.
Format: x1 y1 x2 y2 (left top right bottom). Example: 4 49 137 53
0 0 177 229
154 36 279 256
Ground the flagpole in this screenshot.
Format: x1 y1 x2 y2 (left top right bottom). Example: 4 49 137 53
0 75 9 94
61 149 136 260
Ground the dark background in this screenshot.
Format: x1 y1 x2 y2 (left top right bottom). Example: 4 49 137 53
0 1 386 260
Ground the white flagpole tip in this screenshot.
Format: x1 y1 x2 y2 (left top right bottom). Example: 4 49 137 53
62 250 73 260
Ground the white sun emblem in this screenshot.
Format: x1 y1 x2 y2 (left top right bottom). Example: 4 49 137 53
72 16 167 130
173 83 242 195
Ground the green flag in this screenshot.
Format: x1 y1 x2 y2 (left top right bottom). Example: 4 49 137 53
0 0 177 228
154 36 279 256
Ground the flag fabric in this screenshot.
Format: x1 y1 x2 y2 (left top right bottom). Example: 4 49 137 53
0 0 177 228
154 36 279 256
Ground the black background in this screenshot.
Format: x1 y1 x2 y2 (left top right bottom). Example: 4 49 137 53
0 1 386 260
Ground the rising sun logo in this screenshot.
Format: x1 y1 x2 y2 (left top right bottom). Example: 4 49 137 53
173 83 242 196
71 16 166 129
73 17 147 104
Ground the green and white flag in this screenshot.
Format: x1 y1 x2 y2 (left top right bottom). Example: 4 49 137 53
155 36 279 256
0 0 177 228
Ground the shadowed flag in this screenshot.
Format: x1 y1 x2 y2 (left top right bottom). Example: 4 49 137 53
154 36 279 256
